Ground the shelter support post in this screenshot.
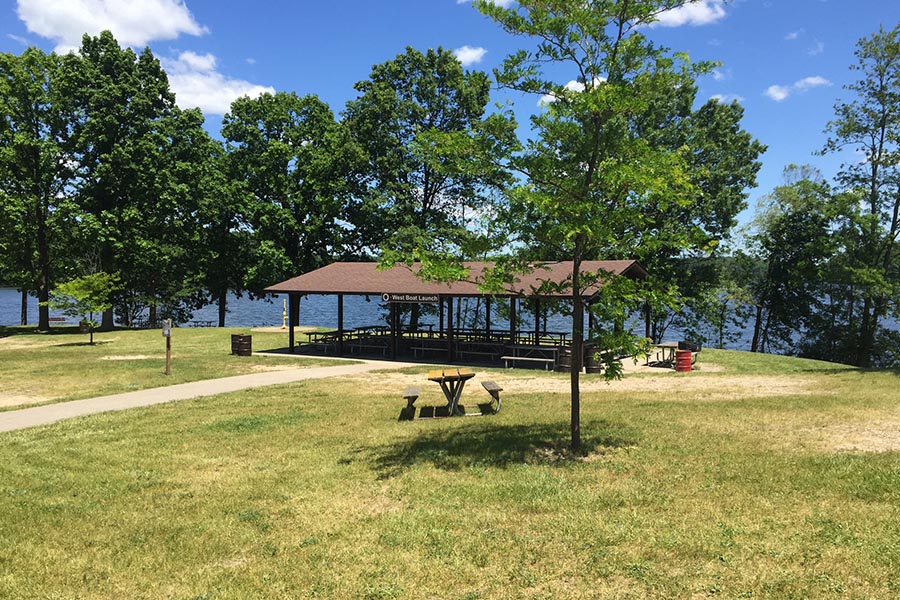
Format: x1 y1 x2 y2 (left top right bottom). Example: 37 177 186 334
447 297 455 364
390 303 398 360
534 298 541 344
509 297 517 345
288 294 297 353
486 297 491 337
337 294 344 356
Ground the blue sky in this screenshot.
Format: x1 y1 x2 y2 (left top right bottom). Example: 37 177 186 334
3 0 900 227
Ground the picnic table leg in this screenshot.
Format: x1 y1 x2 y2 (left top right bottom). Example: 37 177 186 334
440 380 466 416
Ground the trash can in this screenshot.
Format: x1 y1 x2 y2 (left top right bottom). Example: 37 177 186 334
232 334 252 357
555 346 572 372
675 349 692 372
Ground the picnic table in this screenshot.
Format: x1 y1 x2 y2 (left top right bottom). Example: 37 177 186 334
655 341 679 365
427 368 476 417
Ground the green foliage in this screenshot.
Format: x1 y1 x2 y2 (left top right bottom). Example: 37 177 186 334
0 46 80 329
345 46 514 265
223 92 362 295
744 166 837 354
45 272 121 343
819 24 900 367
472 0 761 447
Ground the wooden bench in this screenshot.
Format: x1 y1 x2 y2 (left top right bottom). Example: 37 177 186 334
457 349 499 362
410 346 444 359
399 386 421 421
500 355 555 370
403 386 421 408
481 381 502 414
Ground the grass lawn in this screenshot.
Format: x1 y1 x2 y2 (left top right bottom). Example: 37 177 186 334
0 326 351 410
0 349 898 598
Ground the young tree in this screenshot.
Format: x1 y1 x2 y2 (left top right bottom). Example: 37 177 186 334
822 25 900 367
475 0 735 449
45 272 121 344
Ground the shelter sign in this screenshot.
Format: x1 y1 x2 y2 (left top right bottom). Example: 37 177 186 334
382 293 440 304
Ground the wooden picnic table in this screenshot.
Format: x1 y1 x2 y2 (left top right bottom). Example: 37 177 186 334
655 341 679 365
427 368 476 417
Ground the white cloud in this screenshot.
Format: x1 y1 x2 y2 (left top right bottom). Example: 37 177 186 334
765 85 791 102
177 50 216 72
785 29 803 41
652 0 727 27
712 67 728 81
163 52 275 115
794 75 831 90
765 75 831 102
806 40 825 56
16 0 208 52
454 45 487 66
7 33 28 46
539 78 606 105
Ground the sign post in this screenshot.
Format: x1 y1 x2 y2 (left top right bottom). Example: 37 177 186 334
162 319 172 376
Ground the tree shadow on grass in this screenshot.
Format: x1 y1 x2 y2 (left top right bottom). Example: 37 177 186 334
359 419 640 479
54 340 112 347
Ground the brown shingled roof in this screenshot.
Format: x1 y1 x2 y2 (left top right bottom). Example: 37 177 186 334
265 260 647 298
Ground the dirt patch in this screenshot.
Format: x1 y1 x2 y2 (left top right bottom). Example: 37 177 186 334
795 422 900 453
347 364 815 402
251 326 318 334
101 355 157 361
0 337 57 350
248 364 302 373
0 394 50 409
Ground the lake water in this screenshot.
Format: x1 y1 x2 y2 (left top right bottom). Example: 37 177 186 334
1 286 756 348
0 287 565 331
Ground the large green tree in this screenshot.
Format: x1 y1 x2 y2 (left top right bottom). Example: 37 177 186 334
822 25 900 367
66 31 209 327
744 166 836 354
476 0 742 449
344 46 510 265
222 92 361 323
0 47 79 330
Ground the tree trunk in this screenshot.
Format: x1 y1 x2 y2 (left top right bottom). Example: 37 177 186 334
20 289 28 326
100 307 114 331
148 304 157 328
570 251 583 451
750 304 763 353
858 297 873 367
36 200 50 332
218 287 227 327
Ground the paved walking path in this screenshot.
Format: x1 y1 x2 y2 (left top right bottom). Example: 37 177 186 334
0 357 417 434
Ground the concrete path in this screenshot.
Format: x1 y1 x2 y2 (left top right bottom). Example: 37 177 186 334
0 358 417 434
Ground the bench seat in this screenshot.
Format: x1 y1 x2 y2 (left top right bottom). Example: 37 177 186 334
500 355 555 370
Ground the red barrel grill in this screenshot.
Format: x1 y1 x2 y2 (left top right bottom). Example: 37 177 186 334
675 349 692 372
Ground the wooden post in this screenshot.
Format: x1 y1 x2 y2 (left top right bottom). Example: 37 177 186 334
288 294 296 352
485 297 492 337
165 335 171 376
534 298 541 344
337 294 344 356
447 296 455 363
509 297 517 344
390 303 398 360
